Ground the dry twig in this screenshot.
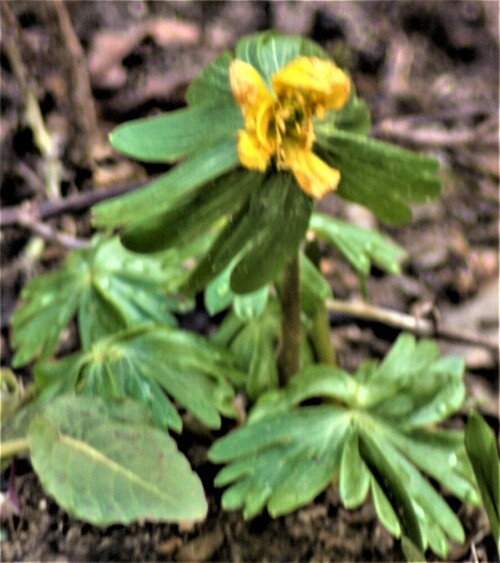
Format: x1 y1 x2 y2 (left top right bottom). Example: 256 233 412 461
0 176 149 228
326 298 499 354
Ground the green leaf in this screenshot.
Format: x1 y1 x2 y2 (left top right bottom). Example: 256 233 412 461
10 256 87 366
230 173 313 293
235 31 330 88
212 300 281 400
209 334 477 558
210 406 350 518
340 430 370 508
35 325 243 432
92 138 239 229
358 430 424 551
120 169 257 254
10 237 183 366
109 103 242 163
314 79 371 137
186 51 235 106
401 536 426 562
300 253 332 304
465 412 500 550
334 85 372 135
233 286 269 321
187 173 312 296
28 396 207 525
310 212 406 279
316 129 441 225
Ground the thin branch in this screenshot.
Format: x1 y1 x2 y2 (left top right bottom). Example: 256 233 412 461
17 204 90 249
326 299 499 354
373 115 498 148
1 176 149 228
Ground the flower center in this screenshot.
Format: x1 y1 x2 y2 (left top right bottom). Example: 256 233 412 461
267 94 315 168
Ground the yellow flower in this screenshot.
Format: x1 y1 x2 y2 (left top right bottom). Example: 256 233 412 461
230 56 351 199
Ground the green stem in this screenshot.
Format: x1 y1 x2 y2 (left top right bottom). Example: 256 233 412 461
278 253 302 386
0 438 30 460
311 300 337 366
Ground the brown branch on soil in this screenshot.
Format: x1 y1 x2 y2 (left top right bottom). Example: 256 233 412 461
373 114 498 148
0 176 148 228
51 0 99 168
16 203 90 249
326 298 499 354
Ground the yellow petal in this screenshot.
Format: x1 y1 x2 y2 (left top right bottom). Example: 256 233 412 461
229 59 273 119
272 56 351 112
283 141 340 199
237 130 272 172
255 96 276 154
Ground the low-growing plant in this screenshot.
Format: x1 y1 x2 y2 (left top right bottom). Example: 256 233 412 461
2 32 489 560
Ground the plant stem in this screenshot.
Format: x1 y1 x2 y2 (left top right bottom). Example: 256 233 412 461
0 438 30 461
278 253 302 386
311 300 336 365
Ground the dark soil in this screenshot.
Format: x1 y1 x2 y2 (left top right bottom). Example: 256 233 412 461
1 1 498 561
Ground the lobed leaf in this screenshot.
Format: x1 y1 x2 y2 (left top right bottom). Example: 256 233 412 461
465 412 500 551
35 325 244 432
11 237 184 366
28 395 207 526
209 334 478 558
310 212 406 279
212 300 281 400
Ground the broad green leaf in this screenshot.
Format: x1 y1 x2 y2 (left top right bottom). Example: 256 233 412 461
235 31 330 88
186 172 312 296
310 212 406 278
120 169 257 254
230 173 313 293
185 198 263 296
109 104 242 163
11 237 183 366
316 129 441 225
28 396 207 525
35 325 243 432
92 138 239 229
465 412 500 550
209 333 477 557
186 51 235 106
